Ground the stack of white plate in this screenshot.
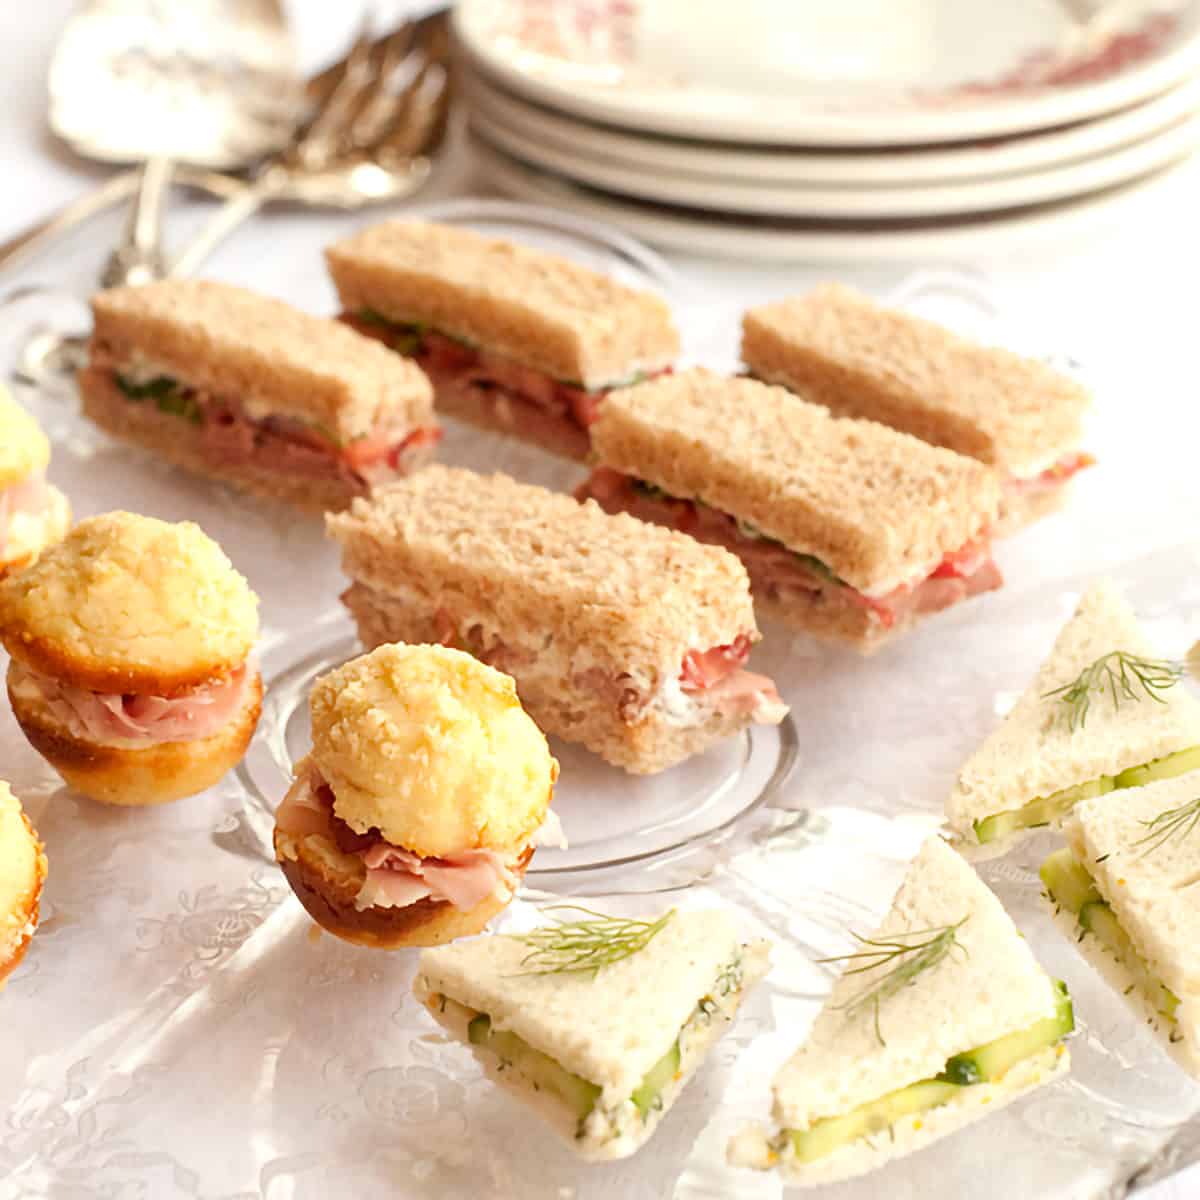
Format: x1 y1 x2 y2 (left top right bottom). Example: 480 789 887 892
452 0 1200 260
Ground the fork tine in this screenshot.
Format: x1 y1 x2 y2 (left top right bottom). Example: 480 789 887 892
292 19 403 170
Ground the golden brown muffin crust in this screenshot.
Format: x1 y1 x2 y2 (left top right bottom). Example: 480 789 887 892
0 511 259 695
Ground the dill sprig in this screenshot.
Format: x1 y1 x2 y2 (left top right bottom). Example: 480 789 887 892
1043 651 1184 732
1134 795 1200 857
513 907 674 977
818 918 969 1045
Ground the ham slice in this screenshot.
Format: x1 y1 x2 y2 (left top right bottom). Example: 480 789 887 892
1006 451 1095 498
278 766 549 913
581 470 1002 633
90 344 438 496
0 473 49 560
342 316 669 437
358 842 514 912
12 660 249 745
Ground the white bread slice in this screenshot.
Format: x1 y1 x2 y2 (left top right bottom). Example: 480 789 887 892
741 283 1090 477
1044 883 1200 1078
730 1045 1067 1187
733 837 1067 1184
947 581 1200 839
1065 772 1200 1000
89 279 433 445
774 837 1061 1125
325 220 679 390
589 368 1000 595
414 910 770 1161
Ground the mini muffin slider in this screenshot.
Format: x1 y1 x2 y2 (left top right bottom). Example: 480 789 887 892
273 643 561 949
0 781 47 988
0 512 261 805
0 387 70 579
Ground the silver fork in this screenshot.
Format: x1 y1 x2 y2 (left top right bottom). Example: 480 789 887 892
15 13 452 386
168 11 451 278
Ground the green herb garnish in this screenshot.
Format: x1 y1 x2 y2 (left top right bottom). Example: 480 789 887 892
1044 651 1184 732
514 907 673 978
795 552 843 586
632 478 671 501
115 373 178 402
1134 795 1200 857
818 918 969 1046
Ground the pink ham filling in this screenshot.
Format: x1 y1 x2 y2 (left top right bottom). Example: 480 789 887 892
91 345 439 495
1005 451 1095 498
432 608 781 723
679 635 784 718
12 659 249 744
343 315 670 435
275 767 524 913
0 473 49 561
197 397 441 492
582 469 1002 631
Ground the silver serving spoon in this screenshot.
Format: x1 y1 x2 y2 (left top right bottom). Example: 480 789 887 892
0 0 301 277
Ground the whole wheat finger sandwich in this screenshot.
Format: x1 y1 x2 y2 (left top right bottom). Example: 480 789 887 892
0 512 262 805
741 284 1093 531
0 389 70 579
274 643 560 949
327 220 679 461
83 280 439 512
326 465 787 774
729 837 1073 1186
416 907 770 1160
0 781 47 988
579 369 1002 651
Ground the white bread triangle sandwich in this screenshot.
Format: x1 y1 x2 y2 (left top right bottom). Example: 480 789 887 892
326 220 679 461
326 465 787 774
579 368 1002 652
83 279 439 513
741 283 1093 532
415 907 769 1161
728 837 1073 1187
948 580 1200 854
1042 772 1200 1076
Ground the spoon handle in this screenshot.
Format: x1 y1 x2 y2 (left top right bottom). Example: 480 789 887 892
0 171 143 276
167 167 288 279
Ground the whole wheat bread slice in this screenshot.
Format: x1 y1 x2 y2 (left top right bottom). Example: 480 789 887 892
79 367 433 513
589 368 1000 594
89 278 433 445
325 220 679 390
742 283 1089 476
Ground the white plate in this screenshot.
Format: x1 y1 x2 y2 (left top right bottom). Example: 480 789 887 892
470 100 1200 219
463 65 1200 187
472 132 1198 261
454 0 1200 145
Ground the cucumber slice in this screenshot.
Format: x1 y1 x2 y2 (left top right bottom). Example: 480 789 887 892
941 980 1073 1085
787 1079 962 1164
1079 901 1179 1019
464 1014 601 1120
1040 848 1102 914
974 776 1115 844
1115 745 1200 790
631 1039 681 1118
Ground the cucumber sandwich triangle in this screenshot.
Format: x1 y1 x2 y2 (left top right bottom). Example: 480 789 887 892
1042 770 1200 1075
413 907 770 1160
947 579 1200 853
728 837 1074 1187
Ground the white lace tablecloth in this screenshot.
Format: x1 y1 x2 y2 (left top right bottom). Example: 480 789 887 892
3 3 1200 1198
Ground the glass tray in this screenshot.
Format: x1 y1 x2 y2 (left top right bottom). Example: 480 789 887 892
3 200 1199 1199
